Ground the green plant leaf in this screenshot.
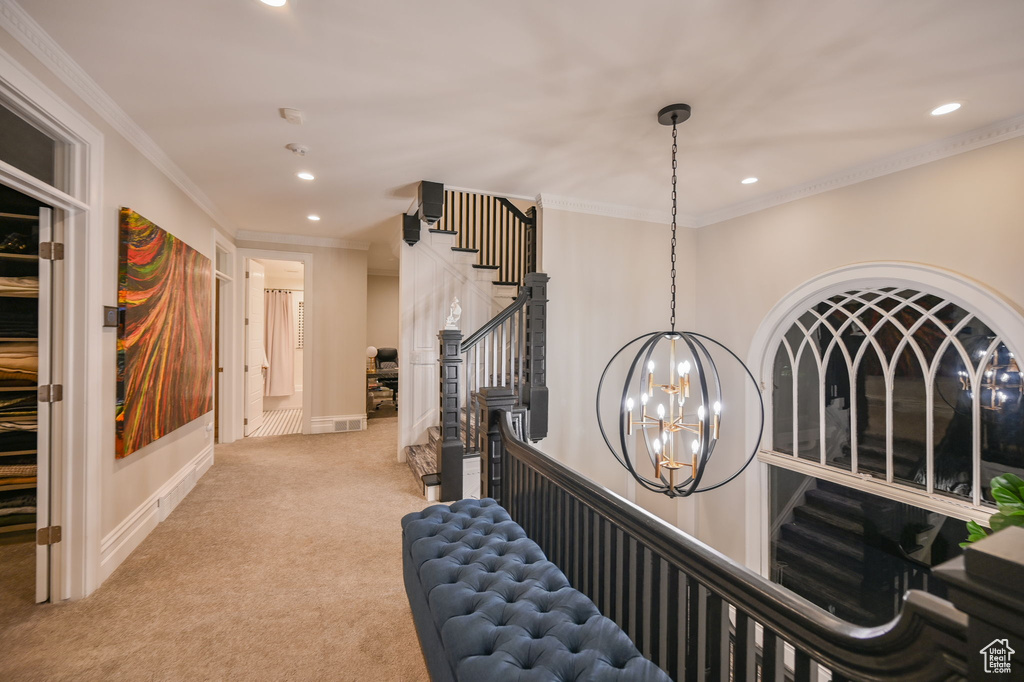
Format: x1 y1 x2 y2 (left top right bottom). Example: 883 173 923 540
992 487 1024 511
966 519 988 534
992 474 1024 501
989 512 1024 533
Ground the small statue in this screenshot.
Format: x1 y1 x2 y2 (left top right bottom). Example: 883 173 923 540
445 297 462 330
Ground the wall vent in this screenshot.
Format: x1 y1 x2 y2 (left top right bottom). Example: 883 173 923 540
158 468 197 522
334 418 364 432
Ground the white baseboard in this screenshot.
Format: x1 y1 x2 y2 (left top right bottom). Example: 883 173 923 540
99 444 215 583
310 413 367 434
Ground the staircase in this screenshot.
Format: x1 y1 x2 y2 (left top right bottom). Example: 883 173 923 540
773 480 899 625
401 185 546 502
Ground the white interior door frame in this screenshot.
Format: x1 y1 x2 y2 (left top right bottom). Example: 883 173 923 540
213 232 239 444
0 45 105 600
236 248 313 435
244 259 265 435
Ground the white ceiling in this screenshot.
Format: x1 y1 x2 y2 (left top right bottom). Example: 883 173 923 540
14 0 1024 268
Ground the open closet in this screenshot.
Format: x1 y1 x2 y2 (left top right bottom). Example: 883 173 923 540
0 99 61 606
0 184 53 604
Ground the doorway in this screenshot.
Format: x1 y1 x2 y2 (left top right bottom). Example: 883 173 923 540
241 253 311 437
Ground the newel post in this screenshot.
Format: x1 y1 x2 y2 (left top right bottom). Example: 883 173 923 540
933 526 1024 678
478 387 516 506
438 329 465 501
523 271 549 441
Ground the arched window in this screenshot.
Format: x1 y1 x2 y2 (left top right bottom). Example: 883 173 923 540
767 285 1022 508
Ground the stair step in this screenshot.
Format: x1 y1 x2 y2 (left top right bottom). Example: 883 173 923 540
816 480 898 510
405 444 437 483
778 565 882 626
428 426 440 446
779 522 865 564
804 488 865 517
792 504 866 538
773 539 864 590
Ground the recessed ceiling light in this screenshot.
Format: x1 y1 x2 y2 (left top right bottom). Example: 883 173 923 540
297 171 315 181
931 102 961 116
307 215 320 221
741 177 758 185
260 0 287 7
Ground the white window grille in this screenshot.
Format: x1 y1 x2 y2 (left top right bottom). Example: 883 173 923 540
297 300 304 350
765 285 1022 510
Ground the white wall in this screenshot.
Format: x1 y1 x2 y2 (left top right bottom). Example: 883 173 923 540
539 208 698 530
693 135 1024 564
0 27 227 592
367 274 399 351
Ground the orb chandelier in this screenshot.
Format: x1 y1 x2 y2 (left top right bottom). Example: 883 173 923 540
596 104 765 498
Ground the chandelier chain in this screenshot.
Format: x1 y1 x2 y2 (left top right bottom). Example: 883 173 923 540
670 121 678 331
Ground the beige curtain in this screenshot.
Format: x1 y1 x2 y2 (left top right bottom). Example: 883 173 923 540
264 290 295 396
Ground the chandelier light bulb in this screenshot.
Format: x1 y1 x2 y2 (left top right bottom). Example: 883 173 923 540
657 403 666 419
681 361 691 374
691 439 699 454
713 401 721 415
641 393 649 406
626 397 634 411
677 362 685 377
653 438 662 455
698 405 705 421
648 360 656 372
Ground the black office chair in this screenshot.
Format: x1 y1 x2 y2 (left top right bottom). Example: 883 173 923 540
375 347 399 409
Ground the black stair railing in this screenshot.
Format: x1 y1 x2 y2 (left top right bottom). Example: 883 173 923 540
432 189 537 286
466 408 1009 681
436 272 548 501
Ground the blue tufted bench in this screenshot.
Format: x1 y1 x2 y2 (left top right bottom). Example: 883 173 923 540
402 498 671 681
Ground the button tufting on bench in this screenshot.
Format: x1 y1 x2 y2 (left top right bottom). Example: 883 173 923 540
403 498 670 682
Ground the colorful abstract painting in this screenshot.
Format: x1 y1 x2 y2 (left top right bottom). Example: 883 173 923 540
116 208 212 458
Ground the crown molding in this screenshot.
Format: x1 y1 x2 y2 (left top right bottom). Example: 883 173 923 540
236 229 370 251
694 112 1024 228
0 0 239 235
444 184 537 203
537 194 685 227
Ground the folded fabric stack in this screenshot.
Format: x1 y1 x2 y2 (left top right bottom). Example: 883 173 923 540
0 490 36 528
0 276 38 296
0 342 37 386
0 419 36 433
0 393 36 419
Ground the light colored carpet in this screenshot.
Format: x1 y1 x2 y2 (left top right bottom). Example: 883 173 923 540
0 417 430 681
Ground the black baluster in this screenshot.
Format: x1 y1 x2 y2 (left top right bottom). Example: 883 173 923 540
684 578 706 682
651 557 662 668
666 565 681 680
734 611 756 682
794 650 818 682
635 542 646 658
705 593 729 682
761 631 786 682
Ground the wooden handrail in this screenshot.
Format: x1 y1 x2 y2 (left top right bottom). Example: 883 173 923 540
495 414 970 681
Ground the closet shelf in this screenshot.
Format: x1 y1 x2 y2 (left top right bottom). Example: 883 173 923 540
0 386 36 392
0 483 35 492
0 450 36 457
0 293 39 299
0 338 37 342
0 523 35 534
0 253 39 262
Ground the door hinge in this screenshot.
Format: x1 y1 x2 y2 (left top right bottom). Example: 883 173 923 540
245 318 249 326
245 271 250 279
244 418 249 426
244 364 249 372
37 526 62 545
39 242 65 260
38 384 63 402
